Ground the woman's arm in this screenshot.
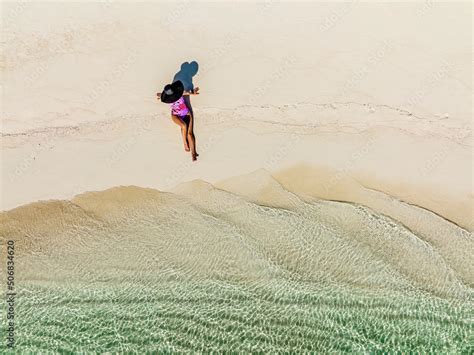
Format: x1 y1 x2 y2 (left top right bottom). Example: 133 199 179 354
156 87 199 100
183 87 200 96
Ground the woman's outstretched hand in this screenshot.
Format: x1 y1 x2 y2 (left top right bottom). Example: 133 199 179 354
185 87 200 95
156 87 199 99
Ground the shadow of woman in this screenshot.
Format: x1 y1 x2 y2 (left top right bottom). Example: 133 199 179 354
173 61 199 117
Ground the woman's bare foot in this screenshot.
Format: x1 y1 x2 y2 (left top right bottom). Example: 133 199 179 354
192 153 198 161
184 144 190 152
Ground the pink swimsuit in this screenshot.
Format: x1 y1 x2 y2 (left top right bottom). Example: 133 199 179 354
170 97 189 117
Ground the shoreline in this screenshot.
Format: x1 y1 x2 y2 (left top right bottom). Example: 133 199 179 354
2 103 471 230
2 162 472 233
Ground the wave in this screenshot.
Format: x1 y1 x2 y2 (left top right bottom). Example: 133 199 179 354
0 170 472 352
1 170 471 293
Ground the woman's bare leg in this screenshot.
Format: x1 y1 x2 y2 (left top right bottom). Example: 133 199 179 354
171 114 189 151
187 113 198 160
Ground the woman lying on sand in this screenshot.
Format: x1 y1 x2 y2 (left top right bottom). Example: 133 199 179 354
157 80 200 161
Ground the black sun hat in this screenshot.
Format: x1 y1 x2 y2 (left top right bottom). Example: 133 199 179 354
160 80 184 104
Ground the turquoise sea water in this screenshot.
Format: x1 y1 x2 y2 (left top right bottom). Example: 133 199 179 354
10 281 471 353
1 182 472 352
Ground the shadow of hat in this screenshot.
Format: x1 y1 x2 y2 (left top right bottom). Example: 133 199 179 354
173 61 199 91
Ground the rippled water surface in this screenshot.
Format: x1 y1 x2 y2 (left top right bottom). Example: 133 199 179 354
1 182 472 352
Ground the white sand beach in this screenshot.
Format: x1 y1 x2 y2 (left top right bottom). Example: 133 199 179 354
1 1 472 230
1 2 474 352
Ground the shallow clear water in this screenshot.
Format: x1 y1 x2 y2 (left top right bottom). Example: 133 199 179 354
1 183 472 352
11 281 472 353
